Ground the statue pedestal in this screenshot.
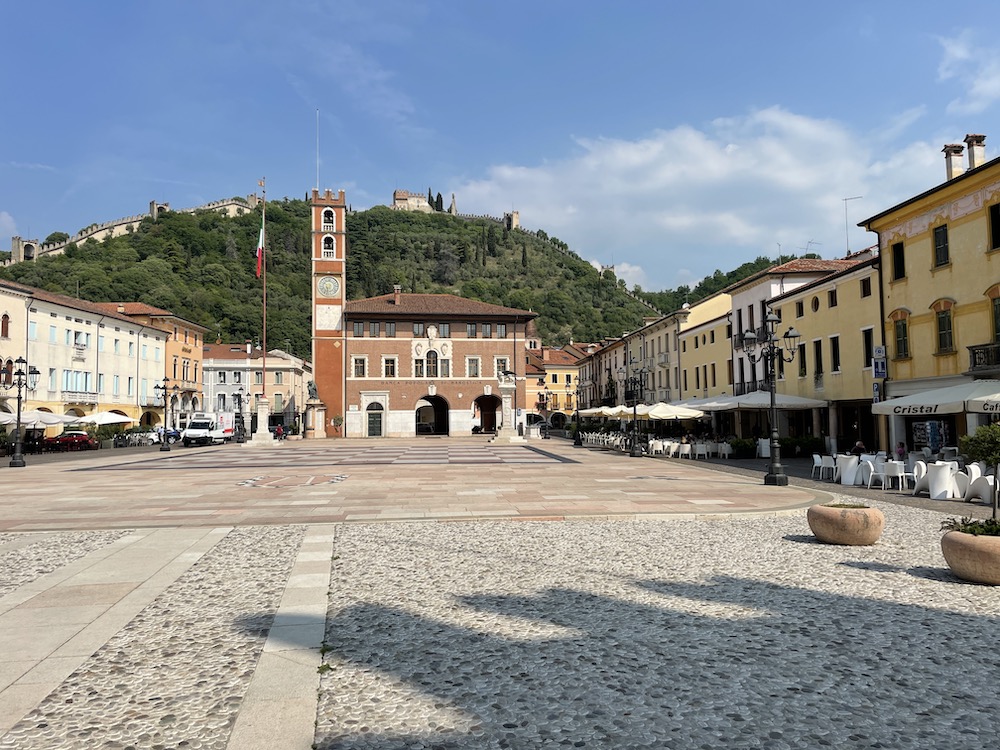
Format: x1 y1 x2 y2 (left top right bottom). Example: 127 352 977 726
245 397 275 448
490 379 525 445
304 399 327 440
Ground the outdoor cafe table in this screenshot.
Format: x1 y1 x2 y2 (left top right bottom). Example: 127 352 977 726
836 454 860 485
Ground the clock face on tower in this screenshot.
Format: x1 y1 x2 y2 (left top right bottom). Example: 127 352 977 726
317 275 341 298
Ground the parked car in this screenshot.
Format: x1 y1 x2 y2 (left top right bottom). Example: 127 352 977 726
44 430 98 451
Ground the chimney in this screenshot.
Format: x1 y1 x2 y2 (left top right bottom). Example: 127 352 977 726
116 304 125 313
965 133 986 170
943 143 965 180
393 284 402 305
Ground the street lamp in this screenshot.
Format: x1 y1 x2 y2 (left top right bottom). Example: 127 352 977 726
2 357 41 468
568 377 583 447
742 310 801 486
536 378 552 439
234 387 245 443
153 378 177 452
618 358 649 458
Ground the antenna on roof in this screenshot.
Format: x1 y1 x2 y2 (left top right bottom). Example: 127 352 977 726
842 195 863 254
315 109 320 190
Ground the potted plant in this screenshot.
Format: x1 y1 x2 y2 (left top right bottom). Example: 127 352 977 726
807 502 885 546
959 423 1000 520
940 517 1000 585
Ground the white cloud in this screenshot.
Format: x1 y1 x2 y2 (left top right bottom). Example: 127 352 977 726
0 211 15 239
454 107 939 291
938 31 1000 115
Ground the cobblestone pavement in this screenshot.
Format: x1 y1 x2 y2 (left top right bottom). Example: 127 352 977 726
0 439 996 749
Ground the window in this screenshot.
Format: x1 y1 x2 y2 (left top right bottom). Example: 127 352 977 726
386 322 396 338
353 357 366 377
113 338 120 353
828 289 838 308
813 340 823 375
28 321 36 340
483 323 492 338
830 336 841 371
990 204 1000 250
862 328 874 366
384 357 397 377
711 363 716 387
894 319 909 358
994 297 1000 342
426 351 439 377
415 359 425 377
694 337 699 349
113 375 120 396
933 225 950 267
218 394 227 412
273 393 283 411
798 344 807 377
369 322 380 338
467 357 481 377
497 323 507 338
49 325 57 343
0 314 8 338
795 301 804 318
466 323 477 338
49 368 56 391
891 242 905 280
710 331 715 344
255 371 263 385
141 344 148 360
275 371 283 385
234 371 241 383
726 324 732 339
695 368 700 390
353 322 364 337
441 358 450 377
127 377 134 396
495 357 509 376
128 342 134 357
413 322 425 337
937 310 954 352
439 323 450 338
860 277 872 298
218 372 227 384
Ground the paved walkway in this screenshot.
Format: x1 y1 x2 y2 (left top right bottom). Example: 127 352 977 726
0 438 994 749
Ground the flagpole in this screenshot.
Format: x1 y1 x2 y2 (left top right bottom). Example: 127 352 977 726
260 177 267 429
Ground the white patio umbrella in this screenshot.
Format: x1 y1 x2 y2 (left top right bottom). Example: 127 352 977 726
643 402 705 420
873 379 1000 415
18 410 76 427
74 411 135 426
578 406 611 417
733 391 827 410
0 412 17 426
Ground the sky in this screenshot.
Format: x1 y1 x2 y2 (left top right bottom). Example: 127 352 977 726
3 1 1000 293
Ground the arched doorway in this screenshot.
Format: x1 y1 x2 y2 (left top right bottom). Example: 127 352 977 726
473 395 501 434
415 395 450 435
550 411 568 429
366 402 384 437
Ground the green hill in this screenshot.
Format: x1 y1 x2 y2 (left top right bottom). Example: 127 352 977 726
0 200 662 356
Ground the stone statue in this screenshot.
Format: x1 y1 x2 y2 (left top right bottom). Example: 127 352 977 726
307 380 319 399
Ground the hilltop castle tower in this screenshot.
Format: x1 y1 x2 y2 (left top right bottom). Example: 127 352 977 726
310 188 348 434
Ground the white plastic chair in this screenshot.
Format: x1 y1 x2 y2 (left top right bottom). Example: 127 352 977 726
965 475 995 505
810 454 823 479
912 461 929 496
865 459 887 489
883 461 913 491
718 442 733 459
693 443 708 459
676 443 692 459
820 455 836 481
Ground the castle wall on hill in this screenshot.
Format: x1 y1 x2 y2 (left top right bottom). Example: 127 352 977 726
3 194 260 265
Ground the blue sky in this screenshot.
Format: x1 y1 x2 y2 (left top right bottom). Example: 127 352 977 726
3 1 1000 292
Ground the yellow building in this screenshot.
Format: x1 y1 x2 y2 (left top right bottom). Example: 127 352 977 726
769 255 882 451
861 134 1000 449
677 293 735 402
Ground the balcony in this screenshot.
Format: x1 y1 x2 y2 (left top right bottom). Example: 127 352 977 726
62 390 98 404
968 342 1000 375
733 380 768 396
657 353 670 366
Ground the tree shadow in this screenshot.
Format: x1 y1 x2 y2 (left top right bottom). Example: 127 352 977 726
312 574 1000 749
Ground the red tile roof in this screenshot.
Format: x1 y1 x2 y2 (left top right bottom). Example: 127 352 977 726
345 293 537 319
0 281 165 329
94 302 175 316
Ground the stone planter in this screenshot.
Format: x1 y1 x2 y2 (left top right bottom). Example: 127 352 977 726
941 531 1000 585
806 504 885 546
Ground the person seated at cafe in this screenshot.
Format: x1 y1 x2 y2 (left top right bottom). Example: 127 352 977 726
850 440 866 456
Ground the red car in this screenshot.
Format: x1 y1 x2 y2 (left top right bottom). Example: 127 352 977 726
44 431 98 451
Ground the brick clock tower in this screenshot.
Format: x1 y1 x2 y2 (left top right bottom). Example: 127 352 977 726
311 188 348 435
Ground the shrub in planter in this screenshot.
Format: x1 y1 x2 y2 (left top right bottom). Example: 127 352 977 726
807 502 885 545
940 517 1000 585
729 438 756 459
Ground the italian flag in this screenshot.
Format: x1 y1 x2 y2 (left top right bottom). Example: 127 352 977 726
255 224 264 278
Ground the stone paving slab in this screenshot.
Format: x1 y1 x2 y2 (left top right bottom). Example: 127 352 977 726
0 438 994 749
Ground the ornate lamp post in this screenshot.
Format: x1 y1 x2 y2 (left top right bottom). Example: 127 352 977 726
234 387 245 443
3 357 41 468
568 377 583 447
153 378 177 452
618 358 649 458
536 378 553 439
742 311 801 485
